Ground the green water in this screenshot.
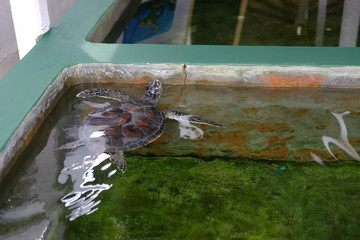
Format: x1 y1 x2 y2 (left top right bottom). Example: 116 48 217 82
1 84 360 239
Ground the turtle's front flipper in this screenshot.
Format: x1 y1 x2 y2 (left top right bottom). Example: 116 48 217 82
108 151 127 173
77 89 134 102
54 140 84 150
163 110 223 127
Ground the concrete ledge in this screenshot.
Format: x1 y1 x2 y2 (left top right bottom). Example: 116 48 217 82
186 65 360 87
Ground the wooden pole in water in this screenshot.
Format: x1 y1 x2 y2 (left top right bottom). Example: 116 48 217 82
233 0 248 45
315 0 328 46
184 0 196 45
339 0 360 47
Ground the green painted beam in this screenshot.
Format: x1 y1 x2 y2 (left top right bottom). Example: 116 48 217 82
0 0 360 154
79 44 360 66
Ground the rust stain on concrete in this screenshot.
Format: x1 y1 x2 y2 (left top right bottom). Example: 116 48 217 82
264 74 324 88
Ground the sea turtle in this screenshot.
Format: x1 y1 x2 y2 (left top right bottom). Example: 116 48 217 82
57 79 222 173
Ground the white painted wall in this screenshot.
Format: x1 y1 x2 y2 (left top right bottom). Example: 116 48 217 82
0 0 19 79
10 0 51 59
0 0 78 79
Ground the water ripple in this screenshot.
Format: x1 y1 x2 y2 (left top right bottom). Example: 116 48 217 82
311 111 360 164
58 152 116 221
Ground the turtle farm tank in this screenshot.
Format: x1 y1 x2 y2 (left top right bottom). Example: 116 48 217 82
2 63 360 239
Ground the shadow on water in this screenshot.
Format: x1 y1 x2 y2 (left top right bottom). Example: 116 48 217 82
1 83 360 239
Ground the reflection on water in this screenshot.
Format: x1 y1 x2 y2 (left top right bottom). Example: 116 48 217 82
311 111 360 165
322 111 360 161
119 0 177 44
178 120 204 139
58 152 114 221
0 127 64 240
106 0 360 46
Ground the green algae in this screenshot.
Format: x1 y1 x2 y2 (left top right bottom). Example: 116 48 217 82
247 129 268 150
64 156 360 240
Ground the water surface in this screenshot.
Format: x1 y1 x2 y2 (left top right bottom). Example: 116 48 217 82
1 83 360 239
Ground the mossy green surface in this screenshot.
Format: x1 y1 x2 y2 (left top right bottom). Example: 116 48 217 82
64 156 360 240
191 0 353 47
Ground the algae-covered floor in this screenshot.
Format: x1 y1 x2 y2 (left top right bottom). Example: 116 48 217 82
1 83 360 239
64 156 360 240
2 153 360 239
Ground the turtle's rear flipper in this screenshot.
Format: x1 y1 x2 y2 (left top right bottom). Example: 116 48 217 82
163 110 223 127
54 140 84 150
109 151 127 173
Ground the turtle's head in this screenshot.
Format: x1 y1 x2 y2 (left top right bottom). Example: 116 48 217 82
145 78 162 102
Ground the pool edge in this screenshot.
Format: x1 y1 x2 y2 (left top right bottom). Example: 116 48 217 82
1 63 360 182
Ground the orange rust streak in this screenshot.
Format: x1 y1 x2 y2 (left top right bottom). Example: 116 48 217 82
137 76 153 87
264 74 324 88
174 78 187 104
